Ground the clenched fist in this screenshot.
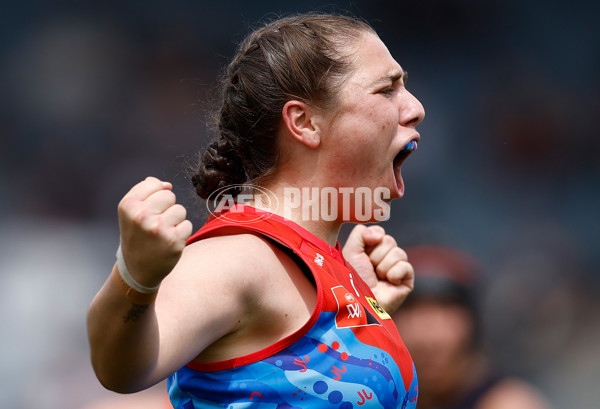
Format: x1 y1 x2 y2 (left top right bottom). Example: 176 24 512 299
342 224 414 314
117 177 193 288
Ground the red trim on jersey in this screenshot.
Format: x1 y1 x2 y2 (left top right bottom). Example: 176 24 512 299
188 204 346 265
183 204 414 390
185 205 329 372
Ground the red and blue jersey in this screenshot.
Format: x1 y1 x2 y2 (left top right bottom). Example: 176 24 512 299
168 205 418 408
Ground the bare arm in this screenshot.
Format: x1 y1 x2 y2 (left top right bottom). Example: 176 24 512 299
87 177 248 393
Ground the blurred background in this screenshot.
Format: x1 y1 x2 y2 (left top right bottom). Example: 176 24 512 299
0 1 598 408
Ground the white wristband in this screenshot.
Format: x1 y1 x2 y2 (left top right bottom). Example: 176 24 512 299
116 244 160 293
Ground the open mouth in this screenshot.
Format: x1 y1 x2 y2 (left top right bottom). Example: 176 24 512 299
392 139 418 196
393 140 418 169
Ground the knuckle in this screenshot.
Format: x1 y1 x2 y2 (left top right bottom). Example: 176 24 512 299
118 196 136 212
390 261 411 275
369 225 385 234
144 218 163 236
146 177 166 192
179 220 193 237
391 246 407 260
173 203 186 216
382 235 397 247
352 224 367 234
131 207 150 225
164 190 177 202
166 233 186 251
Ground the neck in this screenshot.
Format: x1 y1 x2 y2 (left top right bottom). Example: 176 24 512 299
251 181 343 247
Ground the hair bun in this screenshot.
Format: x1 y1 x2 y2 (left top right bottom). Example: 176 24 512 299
191 136 246 199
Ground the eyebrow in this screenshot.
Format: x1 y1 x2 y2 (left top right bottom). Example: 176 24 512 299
374 69 408 87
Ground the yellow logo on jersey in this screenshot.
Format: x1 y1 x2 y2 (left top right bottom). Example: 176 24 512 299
366 297 391 320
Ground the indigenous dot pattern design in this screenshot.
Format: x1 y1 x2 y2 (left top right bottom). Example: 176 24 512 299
169 312 418 408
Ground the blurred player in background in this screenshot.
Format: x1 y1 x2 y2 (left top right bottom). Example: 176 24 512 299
392 245 552 409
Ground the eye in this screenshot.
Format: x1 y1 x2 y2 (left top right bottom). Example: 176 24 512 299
378 86 395 96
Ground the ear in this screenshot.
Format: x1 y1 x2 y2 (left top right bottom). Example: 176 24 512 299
281 100 321 149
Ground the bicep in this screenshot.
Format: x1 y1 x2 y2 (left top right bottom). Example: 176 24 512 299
149 242 249 380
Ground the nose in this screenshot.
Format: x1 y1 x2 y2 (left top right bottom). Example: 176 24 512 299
399 89 425 128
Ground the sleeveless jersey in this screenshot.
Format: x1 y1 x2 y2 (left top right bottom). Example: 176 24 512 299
168 205 418 409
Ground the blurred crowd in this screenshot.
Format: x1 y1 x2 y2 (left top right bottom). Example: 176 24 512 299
1 1 598 408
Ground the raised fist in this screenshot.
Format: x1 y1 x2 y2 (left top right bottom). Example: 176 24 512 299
117 177 193 288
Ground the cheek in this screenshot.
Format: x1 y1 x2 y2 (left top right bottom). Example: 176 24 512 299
328 129 376 168
323 106 395 178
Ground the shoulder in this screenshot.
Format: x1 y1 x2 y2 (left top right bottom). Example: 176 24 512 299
476 377 552 409
185 231 281 277
153 231 286 359
162 230 284 301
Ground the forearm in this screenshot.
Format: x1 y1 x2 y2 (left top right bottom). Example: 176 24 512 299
87 264 161 393
87 177 194 392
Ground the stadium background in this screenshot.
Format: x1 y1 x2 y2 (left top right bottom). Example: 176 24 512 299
1 1 598 408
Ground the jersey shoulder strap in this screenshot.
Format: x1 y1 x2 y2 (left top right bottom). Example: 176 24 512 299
188 205 304 251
